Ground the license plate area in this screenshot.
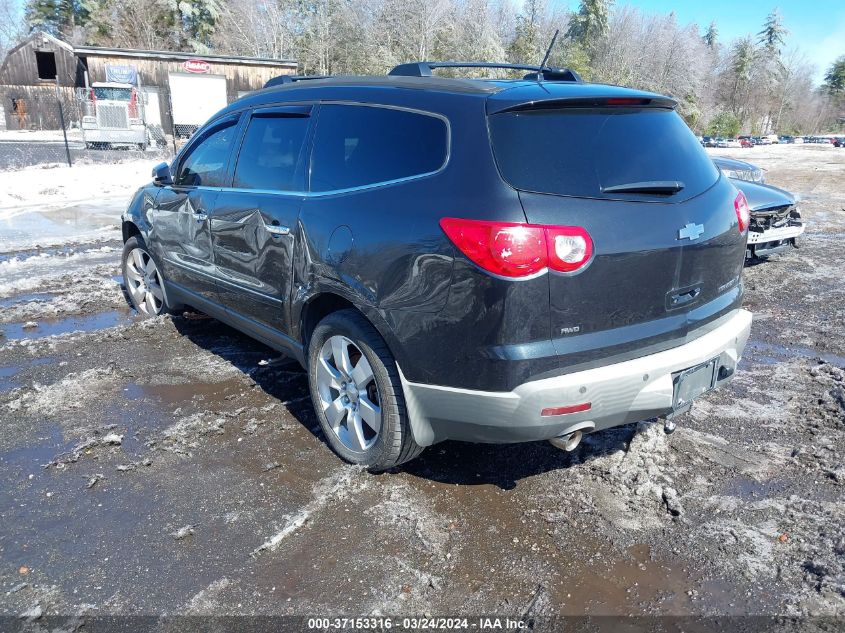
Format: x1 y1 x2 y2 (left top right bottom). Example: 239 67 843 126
672 357 719 412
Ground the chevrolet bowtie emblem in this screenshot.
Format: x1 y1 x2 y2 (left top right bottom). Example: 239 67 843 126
678 223 704 241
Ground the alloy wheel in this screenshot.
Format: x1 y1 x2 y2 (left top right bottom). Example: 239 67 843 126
124 247 164 315
316 335 382 453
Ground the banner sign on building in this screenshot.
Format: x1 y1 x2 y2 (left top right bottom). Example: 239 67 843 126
183 59 211 73
105 64 138 85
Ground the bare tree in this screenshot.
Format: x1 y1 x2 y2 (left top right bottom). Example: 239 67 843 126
0 0 25 55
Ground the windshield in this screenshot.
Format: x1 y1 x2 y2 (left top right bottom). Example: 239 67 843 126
93 87 132 101
489 107 719 201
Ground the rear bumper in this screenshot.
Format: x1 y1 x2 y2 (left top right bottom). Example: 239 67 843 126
400 308 752 446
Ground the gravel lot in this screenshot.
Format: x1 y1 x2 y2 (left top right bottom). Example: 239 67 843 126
0 144 843 622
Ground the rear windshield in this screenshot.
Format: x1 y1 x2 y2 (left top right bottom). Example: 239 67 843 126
488 107 719 201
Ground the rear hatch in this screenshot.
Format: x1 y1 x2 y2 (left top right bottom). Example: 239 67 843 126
487 87 747 367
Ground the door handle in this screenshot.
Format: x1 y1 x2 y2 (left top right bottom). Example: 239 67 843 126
669 287 701 307
194 209 208 222
265 223 290 236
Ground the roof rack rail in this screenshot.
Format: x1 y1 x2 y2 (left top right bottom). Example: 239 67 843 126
264 75 332 89
388 61 582 82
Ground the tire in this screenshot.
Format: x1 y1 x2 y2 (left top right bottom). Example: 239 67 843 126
121 236 182 316
307 309 423 471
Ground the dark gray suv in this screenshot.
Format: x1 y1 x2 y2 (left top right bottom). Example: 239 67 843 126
121 62 752 470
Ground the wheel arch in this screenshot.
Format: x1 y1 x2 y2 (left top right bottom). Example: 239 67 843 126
297 290 403 368
122 220 142 243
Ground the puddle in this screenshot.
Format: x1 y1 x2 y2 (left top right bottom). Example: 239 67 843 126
0 201 124 253
0 357 55 392
0 291 57 308
547 543 694 614
0 365 18 391
0 310 134 340
0 424 67 471
745 340 845 367
722 475 791 500
124 380 242 406
0 240 122 266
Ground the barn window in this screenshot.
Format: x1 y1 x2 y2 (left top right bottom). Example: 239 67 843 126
35 51 57 80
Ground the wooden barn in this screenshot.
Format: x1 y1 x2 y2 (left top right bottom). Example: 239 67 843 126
0 31 298 134
0 32 80 130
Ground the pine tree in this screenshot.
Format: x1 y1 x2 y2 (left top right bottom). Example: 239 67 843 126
507 0 543 65
565 0 612 48
757 8 787 57
823 56 845 99
703 21 717 49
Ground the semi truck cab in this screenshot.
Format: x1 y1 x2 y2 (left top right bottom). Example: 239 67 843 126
81 82 147 149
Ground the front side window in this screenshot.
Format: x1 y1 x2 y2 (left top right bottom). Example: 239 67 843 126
310 104 448 192
233 114 310 191
176 119 238 187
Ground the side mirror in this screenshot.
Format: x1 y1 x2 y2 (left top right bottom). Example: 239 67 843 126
152 162 173 187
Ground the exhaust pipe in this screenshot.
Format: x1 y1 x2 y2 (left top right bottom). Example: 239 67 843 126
549 430 583 452
548 421 595 452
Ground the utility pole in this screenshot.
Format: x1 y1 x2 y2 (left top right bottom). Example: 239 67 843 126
55 76 72 167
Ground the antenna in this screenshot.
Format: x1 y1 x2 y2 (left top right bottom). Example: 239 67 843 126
539 29 560 71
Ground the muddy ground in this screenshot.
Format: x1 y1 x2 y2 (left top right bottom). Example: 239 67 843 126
0 145 843 623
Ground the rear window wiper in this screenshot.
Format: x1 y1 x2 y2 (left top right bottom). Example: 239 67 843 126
602 180 685 195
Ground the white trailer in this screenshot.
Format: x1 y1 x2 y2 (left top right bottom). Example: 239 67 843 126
167 73 228 138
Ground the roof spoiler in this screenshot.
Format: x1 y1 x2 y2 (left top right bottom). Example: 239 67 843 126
488 95 677 114
264 75 332 89
388 61 582 82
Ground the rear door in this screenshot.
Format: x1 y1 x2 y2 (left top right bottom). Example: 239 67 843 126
151 113 241 304
487 103 746 362
209 105 313 333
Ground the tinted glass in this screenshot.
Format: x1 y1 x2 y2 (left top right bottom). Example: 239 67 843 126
489 108 719 201
310 105 447 192
176 119 238 187
93 87 131 101
234 114 310 191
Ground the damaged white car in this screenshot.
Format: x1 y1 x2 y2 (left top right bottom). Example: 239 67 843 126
712 157 804 260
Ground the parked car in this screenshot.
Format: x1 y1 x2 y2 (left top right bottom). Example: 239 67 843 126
740 138 754 148
702 135 715 147
120 62 752 469
834 137 844 148
732 180 804 260
712 156 765 183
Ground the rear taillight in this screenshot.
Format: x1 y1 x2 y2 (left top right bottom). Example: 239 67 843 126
439 218 593 279
545 226 593 273
734 191 749 232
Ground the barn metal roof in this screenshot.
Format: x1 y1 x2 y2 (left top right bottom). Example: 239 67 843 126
72 45 297 67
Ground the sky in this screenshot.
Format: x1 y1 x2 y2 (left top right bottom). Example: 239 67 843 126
8 0 844 85
559 0 845 84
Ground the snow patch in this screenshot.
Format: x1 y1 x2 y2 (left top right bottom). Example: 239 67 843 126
253 468 363 555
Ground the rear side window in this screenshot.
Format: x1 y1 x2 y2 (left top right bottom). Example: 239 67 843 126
176 119 238 187
310 104 447 192
489 108 719 201
234 114 310 191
